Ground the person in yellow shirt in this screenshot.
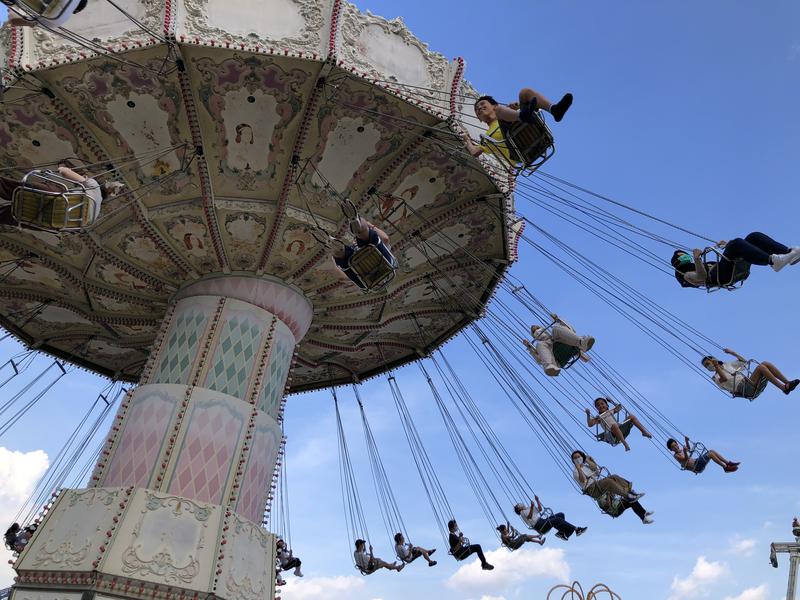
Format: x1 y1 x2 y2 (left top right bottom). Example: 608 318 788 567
463 88 572 161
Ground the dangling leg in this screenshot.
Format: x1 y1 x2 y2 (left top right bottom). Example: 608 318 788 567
534 341 560 376
519 87 573 123
751 363 791 392
609 422 631 452
744 232 791 256
551 324 595 352
759 360 791 385
627 413 653 439
525 534 545 545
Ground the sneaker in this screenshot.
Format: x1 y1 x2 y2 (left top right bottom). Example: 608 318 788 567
644 511 655 517
396 563 404 572
518 99 539 124
428 548 436 556
276 579 286 586
785 379 800 395
771 253 794 272
544 365 561 377
481 563 495 571
642 516 654 525
428 560 437 567
555 531 569 541
580 336 595 352
294 568 303 577
538 536 546 545
575 527 588 537
723 464 738 473
550 93 573 122
628 491 645 501
787 247 800 265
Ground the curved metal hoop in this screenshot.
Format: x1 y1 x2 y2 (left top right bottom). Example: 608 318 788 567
547 581 622 600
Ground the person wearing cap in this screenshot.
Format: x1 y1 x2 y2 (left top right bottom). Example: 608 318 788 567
496 522 545 550
513 496 587 542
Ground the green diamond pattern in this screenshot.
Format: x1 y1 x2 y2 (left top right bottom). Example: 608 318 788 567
259 336 293 415
154 310 209 384
204 318 263 399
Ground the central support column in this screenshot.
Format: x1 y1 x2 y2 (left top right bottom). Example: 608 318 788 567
11 276 312 600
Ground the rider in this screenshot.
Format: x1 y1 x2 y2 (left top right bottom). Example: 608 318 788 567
666 436 740 474
0 163 123 228
353 539 403 574
496 522 545 550
330 213 397 290
570 450 653 524
522 313 594 376
275 539 303 578
513 496 587 541
393 532 437 567
702 348 799 397
672 232 800 289
448 519 494 570
5 0 87 29
585 397 652 451
463 88 573 161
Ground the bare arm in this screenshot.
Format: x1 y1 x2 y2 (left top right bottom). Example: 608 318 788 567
723 348 747 362
683 436 692 455
462 132 484 158
57 166 87 184
585 409 599 427
534 496 543 513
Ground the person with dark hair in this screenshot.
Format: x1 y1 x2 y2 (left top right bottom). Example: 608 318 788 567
666 436 739 474
330 213 397 290
513 496 586 541
447 519 493 570
275 539 303 578
522 313 594 377
701 348 799 397
496 522 545 550
353 539 403 574
671 233 800 289
393 532 436 567
570 450 653 524
0 162 124 229
4 523 20 551
6 0 88 29
463 88 573 161
792 517 800 542
585 397 651 451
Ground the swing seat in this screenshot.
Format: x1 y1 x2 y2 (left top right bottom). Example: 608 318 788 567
2 0 74 21
553 342 580 369
732 377 768 401
348 244 396 292
11 170 93 231
479 114 555 177
595 492 624 518
528 507 554 534
680 442 709 474
701 247 751 292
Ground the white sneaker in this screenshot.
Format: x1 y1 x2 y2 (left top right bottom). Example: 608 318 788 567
642 516 654 525
771 253 793 272
628 491 645 501
645 511 654 517
580 336 595 352
788 247 800 265
544 365 561 377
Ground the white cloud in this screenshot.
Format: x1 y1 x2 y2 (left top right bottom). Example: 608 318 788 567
728 537 757 557
669 556 727 600
0 447 49 588
479 596 507 600
282 575 365 600
723 584 768 600
446 547 569 593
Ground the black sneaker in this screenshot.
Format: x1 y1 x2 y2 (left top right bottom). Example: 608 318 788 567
518 99 538 124
555 532 568 541
575 527 588 537
481 563 494 571
550 93 573 122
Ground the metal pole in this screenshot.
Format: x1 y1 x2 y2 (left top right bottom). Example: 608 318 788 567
788 554 799 600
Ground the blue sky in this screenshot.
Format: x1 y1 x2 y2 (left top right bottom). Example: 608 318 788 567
2 2 800 599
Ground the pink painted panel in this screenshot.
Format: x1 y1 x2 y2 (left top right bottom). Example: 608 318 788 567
166 393 247 505
235 415 281 523
103 386 179 488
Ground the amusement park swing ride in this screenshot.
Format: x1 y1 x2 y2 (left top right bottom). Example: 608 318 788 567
0 0 797 599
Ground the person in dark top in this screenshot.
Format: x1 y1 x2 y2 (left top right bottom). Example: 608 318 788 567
447 519 494 570
330 215 397 290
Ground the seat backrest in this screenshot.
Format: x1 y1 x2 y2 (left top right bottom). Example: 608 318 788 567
348 245 396 291
11 188 91 230
552 342 580 368
502 118 555 174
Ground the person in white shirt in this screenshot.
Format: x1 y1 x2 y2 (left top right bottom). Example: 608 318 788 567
275 539 303 578
585 397 651 451
353 539 403 574
496 522 544 550
393 533 436 567
6 0 87 29
522 313 594 376
702 348 798 397
513 496 586 541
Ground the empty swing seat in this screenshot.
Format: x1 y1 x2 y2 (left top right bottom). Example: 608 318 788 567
11 170 93 231
480 113 555 177
348 244 397 292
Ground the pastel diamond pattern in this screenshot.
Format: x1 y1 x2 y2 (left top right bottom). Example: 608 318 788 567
204 318 264 400
168 400 245 504
235 423 279 522
104 389 177 487
259 328 294 415
153 310 209 384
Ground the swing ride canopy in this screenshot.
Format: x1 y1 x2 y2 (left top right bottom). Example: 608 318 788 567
0 0 520 391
